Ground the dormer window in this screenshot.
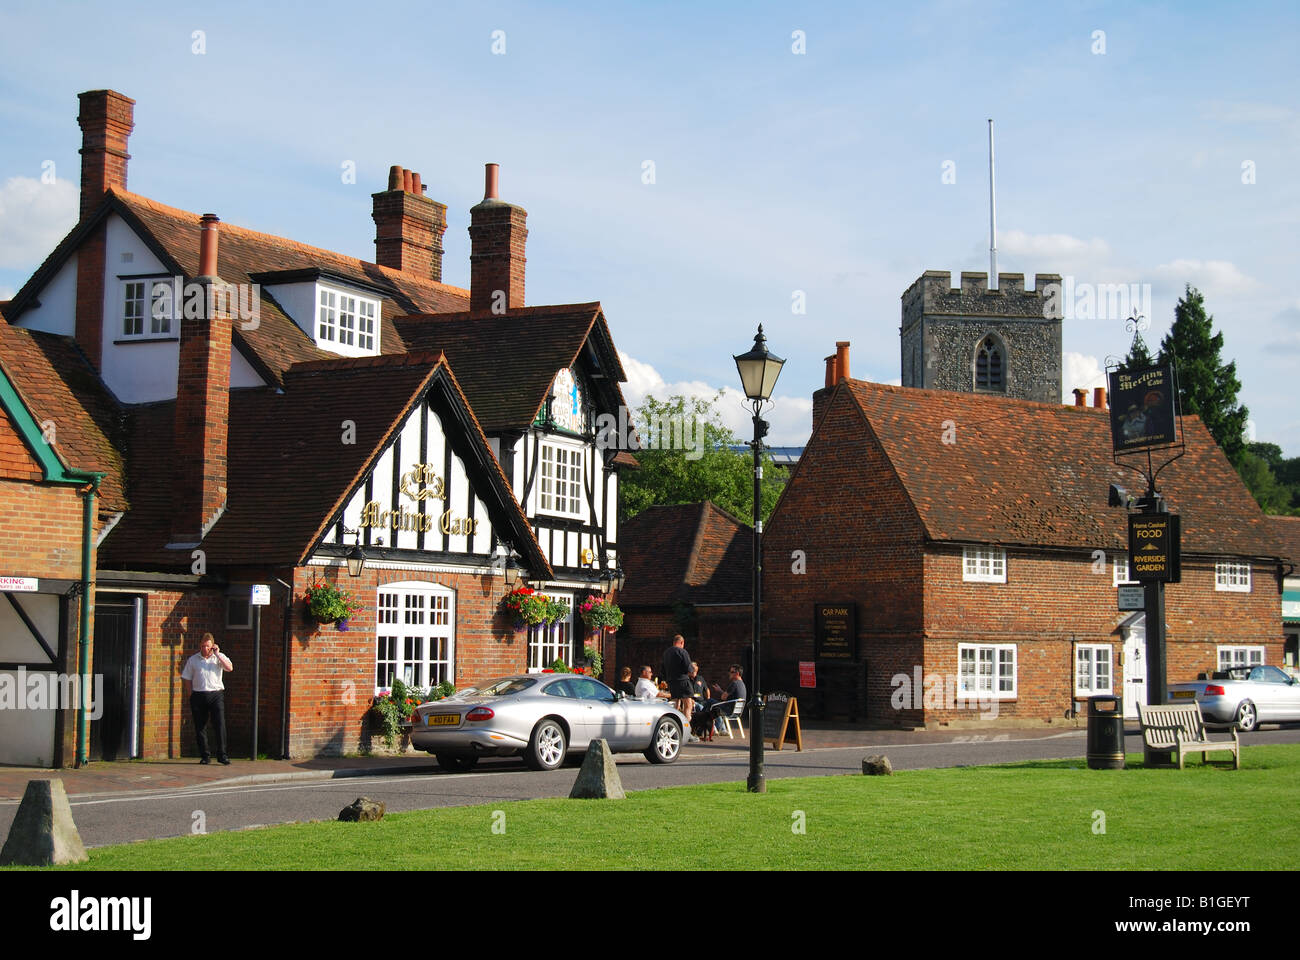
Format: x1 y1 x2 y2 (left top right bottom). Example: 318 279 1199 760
120 278 173 339
316 285 380 355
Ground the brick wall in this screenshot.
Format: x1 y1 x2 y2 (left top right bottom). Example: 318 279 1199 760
0 477 85 579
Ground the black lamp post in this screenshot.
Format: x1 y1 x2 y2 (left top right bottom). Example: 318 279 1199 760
733 324 784 793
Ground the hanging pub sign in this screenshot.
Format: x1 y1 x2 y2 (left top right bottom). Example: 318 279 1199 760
814 603 857 660
1108 363 1178 453
1128 513 1181 583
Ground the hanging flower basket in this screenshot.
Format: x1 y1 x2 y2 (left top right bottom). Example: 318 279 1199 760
303 581 362 625
502 588 571 626
579 595 624 631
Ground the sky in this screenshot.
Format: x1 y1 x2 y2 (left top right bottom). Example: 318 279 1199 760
1 0 1297 452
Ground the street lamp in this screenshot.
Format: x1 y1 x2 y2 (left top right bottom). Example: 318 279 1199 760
345 529 366 577
733 324 785 794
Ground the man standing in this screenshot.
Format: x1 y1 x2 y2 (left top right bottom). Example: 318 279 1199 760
662 634 695 736
181 632 234 765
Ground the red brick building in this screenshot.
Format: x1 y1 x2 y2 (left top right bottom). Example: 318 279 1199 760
762 346 1286 727
1 90 635 763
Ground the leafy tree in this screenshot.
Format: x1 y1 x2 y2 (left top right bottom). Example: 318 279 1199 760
1119 330 1154 371
618 392 783 525
1156 285 1250 470
1245 442 1300 514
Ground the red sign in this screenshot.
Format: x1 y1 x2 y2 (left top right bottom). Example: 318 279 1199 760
799 661 816 688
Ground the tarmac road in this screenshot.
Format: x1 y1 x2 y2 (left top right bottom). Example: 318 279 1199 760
4 725 1298 849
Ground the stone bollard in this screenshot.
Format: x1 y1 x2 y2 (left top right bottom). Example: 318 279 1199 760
862 754 893 776
338 797 386 821
0 779 88 866
569 739 626 799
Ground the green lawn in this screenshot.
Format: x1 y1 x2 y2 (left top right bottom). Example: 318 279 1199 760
19 746 1300 871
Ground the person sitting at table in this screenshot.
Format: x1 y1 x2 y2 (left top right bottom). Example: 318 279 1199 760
702 664 747 736
615 666 637 697
635 665 669 701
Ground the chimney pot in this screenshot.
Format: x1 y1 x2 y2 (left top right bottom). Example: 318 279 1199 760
402 168 414 193
198 214 220 278
1094 387 1107 410
1073 388 1087 407
835 341 850 381
484 162 499 200
388 165 404 191
824 355 837 389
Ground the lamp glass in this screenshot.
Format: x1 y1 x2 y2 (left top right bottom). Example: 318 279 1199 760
346 544 366 578
733 326 785 401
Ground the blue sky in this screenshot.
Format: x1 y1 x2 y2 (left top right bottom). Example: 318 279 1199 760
1 0 1297 451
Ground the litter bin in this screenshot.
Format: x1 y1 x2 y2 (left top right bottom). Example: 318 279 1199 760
1086 695 1125 769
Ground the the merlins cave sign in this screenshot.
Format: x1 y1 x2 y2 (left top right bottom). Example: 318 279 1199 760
359 462 481 536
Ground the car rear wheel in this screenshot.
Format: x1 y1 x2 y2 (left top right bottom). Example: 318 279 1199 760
525 718 567 770
436 753 478 773
645 716 682 764
1235 700 1258 732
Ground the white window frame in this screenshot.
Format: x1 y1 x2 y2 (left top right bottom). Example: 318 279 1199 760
1075 644 1113 696
962 546 1006 583
1217 646 1264 670
537 438 585 519
316 285 381 355
527 592 575 673
1214 560 1251 593
958 643 1016 700
120 279 174 339
1113 554 1137 586
374 581 455 694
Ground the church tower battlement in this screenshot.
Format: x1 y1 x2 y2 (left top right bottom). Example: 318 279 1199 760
900 270 1062 403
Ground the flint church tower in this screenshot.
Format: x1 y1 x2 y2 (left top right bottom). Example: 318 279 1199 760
899 270 1063 403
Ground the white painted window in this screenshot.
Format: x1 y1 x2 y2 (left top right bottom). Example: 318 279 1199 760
1217 646 1264 670
539 440 584 518
962 546 1006 583
958 643 1016 699
318 289 337 342
528 593 575 672
375 582 454 693
1075 644 1113 695
358 298 376 351
316 286 380 354
121 280 174 338
1214 561 1251 592
1113 554 1137 586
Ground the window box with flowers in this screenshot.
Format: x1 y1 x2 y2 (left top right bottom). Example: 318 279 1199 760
579 595 624 634
303 581 363 629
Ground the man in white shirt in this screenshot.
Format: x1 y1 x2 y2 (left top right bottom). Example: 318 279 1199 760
180 632 234 765
634 665 668 702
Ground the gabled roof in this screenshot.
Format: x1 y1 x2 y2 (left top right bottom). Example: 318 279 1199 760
99 351 550 576
6 189 471 388
815 380 1279 558
394 303 629 434
0 323 127 512
618 501 752 607
1267 515 1300 568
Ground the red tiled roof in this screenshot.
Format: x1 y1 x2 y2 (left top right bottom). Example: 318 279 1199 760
100 352 549 575
1267 515 1300 568
829 380 1280 558
0 323 127 512
395 303 629 433
619 501 752 607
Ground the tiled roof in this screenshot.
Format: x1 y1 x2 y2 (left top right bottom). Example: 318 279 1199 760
619 501 752 607
1267 515 1300 568
395 304 629 433
831 380 1280 558
100 352 549 575
0 323 128 512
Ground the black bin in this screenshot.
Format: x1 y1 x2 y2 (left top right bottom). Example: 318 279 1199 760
1086 695 1125 770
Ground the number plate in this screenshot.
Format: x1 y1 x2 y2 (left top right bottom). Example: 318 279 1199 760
426 713 460 726
1171 690 1195 699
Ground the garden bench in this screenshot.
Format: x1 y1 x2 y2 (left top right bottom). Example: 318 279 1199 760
1137 702 1240 770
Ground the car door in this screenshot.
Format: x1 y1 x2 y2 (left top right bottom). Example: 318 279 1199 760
568 677 625 746
1251 665 1299 720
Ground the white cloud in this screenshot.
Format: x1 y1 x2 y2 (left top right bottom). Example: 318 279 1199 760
1062 352 1106 400
1151 259 1256 296
999 230 1112 263
0 176 77 270
619 351 812 446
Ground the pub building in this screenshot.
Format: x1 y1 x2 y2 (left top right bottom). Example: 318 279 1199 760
0 89 634 764
761 341 1287 726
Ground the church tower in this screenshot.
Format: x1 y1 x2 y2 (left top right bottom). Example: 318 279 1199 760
900 270 1063 403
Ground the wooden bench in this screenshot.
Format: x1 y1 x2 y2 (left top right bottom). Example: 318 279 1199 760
1137 702 1240 769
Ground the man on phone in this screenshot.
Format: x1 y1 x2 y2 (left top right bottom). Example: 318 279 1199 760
181 632 234 765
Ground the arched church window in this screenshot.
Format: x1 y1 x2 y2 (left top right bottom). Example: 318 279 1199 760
975 336 1005 391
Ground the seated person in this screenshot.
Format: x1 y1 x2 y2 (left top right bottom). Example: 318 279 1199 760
614 666 637 697
689 662 718 738
703 664 747 734
635 665 670 701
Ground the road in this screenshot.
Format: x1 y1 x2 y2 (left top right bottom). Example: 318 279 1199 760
4 726 1298 848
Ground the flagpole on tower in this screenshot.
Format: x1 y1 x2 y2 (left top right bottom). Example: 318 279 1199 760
988 118 998 291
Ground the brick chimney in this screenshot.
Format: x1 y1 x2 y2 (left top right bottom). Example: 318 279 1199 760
469 163 527 316
372 165 447 281
1093 386 1107 410
170 214 231 548
77 90 135 220
835 341 851 381
1072 388 1087 407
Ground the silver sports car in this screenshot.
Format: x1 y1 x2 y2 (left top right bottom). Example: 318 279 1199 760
409 674 687 772
1167 664 1300 731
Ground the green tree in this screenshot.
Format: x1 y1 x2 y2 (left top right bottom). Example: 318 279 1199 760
619 392 783 525
1156 285 1250 469
1119 330 1154 371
